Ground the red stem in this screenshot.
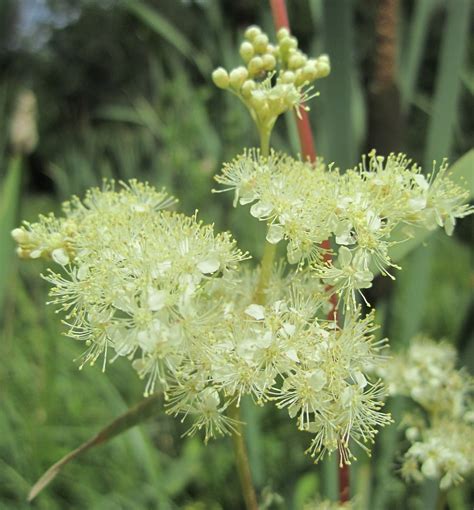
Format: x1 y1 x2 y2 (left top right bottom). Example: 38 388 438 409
269 0 348 503
270 0 317 162
339 463 350 503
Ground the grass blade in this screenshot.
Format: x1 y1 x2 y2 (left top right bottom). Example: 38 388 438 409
122 0 211 76
0 155 22 316
423 0 471 168
27 393 161 502
400 0 436 110
317 0 356 169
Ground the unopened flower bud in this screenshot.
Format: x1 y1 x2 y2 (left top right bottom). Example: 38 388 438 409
277 27 290 41
248 56 264 76
288 53 307 70
241 79 256 98
229 66 248 89
212 67 230 89
267 44 276 55
11 227 29 244
316 55 331 77
279 36 298 53
244 25 261 41
253 33 269 53
239 41 254 62
262 54 276 71
280 71 296 84
302 63 318 82
294 69 305 87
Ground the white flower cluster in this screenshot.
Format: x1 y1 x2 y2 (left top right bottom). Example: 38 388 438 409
12 180 176 262
212 25 330 136
380 336 474 489
166 281 391 460
215 149 473 310
13 181 248 397
12 181 392 462
14 24 473 474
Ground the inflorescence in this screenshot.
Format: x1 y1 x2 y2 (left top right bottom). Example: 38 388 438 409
214 149 472 310
379 336 474 489
212 25 330 140
12 24 473 469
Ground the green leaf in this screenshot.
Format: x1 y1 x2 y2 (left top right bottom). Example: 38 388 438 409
0 155 22 316
27 393 161 502
400 0 436 111
317 1 357 169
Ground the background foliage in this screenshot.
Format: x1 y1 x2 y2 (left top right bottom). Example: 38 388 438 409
0 0 472 508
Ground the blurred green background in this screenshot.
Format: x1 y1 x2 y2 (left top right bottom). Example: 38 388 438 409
0 0 472 508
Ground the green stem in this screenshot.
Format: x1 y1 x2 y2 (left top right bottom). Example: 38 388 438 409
228 402 259 510
253 241 276 304
254 125 277 304
436 489 447 510
259 127 271 158
228 125 276 509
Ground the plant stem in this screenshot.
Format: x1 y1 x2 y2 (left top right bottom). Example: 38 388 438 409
253 126 277 304
435 489 447 510
339 463 350 503
259 127 271 158
270 0 317 162
254 241 276 304
228 121 276 510
228 402 259 510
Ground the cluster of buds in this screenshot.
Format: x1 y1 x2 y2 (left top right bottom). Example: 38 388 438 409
212 26 330 139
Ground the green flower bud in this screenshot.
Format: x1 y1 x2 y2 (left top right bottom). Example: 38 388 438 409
302 63 318 82
229 66 248 89
288 53 307 70
280 71 296 84
241 79 256 98
212 67 230 89
248 56 264 76
262 54 276 71
267 43 276 55
279 36 298 53
316 55 331 77
244 25 261 41
277 27 290 41
294 69 305 87
239 41 254 62
253 33 269 53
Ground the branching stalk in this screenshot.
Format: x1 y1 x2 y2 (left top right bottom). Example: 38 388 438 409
229 122 277 510
228 402 259 510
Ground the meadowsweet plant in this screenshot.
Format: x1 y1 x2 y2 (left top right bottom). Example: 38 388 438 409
379 336 474 490
13 24 473 507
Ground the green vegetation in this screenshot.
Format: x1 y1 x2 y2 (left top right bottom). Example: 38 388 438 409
1 1 472 508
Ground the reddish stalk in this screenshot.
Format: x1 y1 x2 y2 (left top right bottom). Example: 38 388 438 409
270 0 349 503
270 0 317 163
